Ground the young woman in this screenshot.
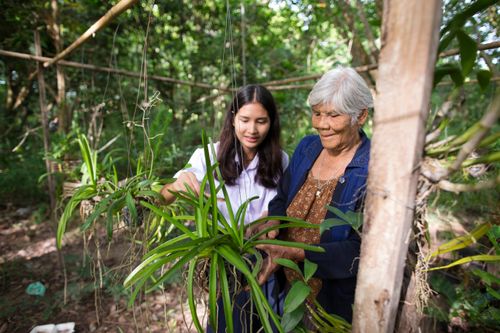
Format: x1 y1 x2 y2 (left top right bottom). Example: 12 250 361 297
161 85 288 332
160 84 288 226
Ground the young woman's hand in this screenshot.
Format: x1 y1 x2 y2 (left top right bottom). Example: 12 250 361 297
160 171 200 204
171 172 201 195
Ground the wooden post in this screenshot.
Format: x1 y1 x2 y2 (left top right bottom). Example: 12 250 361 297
50 0 69 133
352 1 442 333
34 30 57 218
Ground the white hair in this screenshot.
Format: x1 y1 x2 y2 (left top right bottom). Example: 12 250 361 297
307 67 373 123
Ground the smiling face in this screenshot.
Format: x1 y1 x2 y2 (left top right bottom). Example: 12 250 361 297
311 104 367 152
233 102 271 158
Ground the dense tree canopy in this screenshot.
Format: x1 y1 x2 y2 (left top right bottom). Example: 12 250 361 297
0 1 498 331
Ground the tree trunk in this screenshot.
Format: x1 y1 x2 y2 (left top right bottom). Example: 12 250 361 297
352 1 442 333
50 0 69 133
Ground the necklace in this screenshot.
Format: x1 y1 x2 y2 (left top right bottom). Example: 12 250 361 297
314 177 337 198
312 151 348 198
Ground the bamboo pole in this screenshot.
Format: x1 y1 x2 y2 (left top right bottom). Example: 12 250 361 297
44 0 139 68
352 0 442 332
34 30 56 218
0 50 231 91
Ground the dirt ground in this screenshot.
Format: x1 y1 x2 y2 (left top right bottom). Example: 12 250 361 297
0 204 206 333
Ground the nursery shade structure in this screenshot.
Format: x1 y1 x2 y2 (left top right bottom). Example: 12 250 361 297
352 0 442 332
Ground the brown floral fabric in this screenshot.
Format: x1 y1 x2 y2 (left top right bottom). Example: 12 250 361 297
284 171 338 301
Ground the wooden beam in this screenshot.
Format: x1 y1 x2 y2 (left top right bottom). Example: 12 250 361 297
352 1 442 332
262 64 378 86
261 41 499 86
44 0 139 68
439 40 500 58
0 49 231 91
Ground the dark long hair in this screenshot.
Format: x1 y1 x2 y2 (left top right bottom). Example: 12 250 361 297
217 85 283 188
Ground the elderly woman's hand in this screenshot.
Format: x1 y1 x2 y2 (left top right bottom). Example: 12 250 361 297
245 212 280 240
255 244 305 285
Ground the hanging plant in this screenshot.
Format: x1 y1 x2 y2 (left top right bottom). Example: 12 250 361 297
124 131 325 333
56 133 164 249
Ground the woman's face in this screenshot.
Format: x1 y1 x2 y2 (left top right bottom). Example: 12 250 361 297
233 102 271 156
311 104 365 152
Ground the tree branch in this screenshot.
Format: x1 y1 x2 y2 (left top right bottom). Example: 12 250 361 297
44 0 139 67
438 175 500 193
0 49 232 91
447 90 500 175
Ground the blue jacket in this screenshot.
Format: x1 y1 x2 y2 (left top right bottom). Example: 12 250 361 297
268 131 370 322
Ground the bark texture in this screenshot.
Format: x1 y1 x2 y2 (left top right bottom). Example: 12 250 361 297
352 1 442 332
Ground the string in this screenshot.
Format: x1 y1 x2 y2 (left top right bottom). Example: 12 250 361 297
220 0 249 215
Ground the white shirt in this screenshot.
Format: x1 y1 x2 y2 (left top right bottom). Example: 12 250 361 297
175 142 289 225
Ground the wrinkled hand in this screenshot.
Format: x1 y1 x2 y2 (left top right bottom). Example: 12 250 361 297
255 244 305 285
245 212 280 240
171 171 201 196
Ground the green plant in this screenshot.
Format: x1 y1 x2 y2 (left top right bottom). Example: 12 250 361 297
273 257 351 333
320 206 363 236
56 133 164 249
124 131 324 333
425 223 500 330
427 222 500 271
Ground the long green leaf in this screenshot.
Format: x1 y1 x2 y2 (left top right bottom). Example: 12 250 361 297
284 280 310 313
57 185 96 248
440 0 497 35
274 258 301 275
304 259 318 283
456 29 477 76
146 235 229 291
428 255 500 271
202 133 220 236
124 250 186 287
188 260 204 332
125 192 138 226
106 196 125 239
141 233 192 258
429 222 492 257
77 134 97 187
208 252 219 330
217 258 234 333
141 201 196 238
82 192 120 231
216 245 283 333
251 239 325 253
477 69 493 91
281 303 305 333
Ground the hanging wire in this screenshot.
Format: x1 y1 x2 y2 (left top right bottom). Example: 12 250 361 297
125 2 154 178
221 0 252 208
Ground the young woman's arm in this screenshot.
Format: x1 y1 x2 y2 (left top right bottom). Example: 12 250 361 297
160 147 208 204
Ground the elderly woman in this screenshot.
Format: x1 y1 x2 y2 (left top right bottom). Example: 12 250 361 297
255 66 373 325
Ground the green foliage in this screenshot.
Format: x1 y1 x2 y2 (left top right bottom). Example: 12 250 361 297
56 133 163 248
274 256 351 332
124 132 324 333
321 206 363 236
428 270 500 330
